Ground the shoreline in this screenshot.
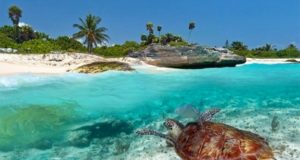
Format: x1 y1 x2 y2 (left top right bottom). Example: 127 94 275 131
0 53 299 75
246 58 300 64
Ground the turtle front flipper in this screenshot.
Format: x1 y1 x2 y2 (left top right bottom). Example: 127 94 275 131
136 129 176 146
197 108 220 125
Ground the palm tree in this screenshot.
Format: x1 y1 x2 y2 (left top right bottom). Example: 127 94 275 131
231 41 248 51
157 26 162 36
224 40 230 48
141 34 147 42
73 14 109 53
287 44 297 50
146 22 154 35
188 22 196 42
264 44 272 51
8 5 22 42
157 26 162 43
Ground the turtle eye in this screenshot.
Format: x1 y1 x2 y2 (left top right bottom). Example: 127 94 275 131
164 119 174 129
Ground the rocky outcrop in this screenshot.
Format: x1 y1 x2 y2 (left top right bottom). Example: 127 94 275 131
73 61 133 74
129 45 246 68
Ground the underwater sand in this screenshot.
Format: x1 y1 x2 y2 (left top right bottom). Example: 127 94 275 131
0 63 299 160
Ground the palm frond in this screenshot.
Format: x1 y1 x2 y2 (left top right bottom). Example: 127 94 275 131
73 14 109 53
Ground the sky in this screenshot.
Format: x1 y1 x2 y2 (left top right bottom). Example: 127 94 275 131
0 0 300 48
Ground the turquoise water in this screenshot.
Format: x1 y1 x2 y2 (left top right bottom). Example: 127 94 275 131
0 64 299 159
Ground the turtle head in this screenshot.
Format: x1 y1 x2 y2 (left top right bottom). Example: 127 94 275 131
164 119 184 140
136 119 184 147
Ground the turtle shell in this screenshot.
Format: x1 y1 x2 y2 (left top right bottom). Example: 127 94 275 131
175 122 274 160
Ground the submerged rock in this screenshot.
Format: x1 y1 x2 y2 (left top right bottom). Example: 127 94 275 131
271 116 280 132
129 45 246 68
67 120 134 148
30 139 53 150
73 61 133 73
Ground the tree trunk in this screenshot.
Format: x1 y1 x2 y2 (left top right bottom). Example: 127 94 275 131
188 30 192 43
15 24 20 43
88 42 92 54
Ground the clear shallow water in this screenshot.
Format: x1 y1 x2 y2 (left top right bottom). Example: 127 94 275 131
0 64 299 159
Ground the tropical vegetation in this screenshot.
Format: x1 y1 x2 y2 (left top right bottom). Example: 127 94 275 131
140 22 189 46
0 5 299 58
225 40 300 58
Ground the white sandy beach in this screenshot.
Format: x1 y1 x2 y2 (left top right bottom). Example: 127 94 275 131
0 62 73 75
0 53 142 75
0 53 98 75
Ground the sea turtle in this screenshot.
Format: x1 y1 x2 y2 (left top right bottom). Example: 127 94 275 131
137 109 274 160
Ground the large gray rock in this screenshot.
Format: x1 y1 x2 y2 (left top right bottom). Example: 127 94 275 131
129 45 246 68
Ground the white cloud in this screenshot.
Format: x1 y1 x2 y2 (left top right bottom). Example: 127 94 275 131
75 38 84 43
18 22 30 27
75 38 114 47
98 42 114 47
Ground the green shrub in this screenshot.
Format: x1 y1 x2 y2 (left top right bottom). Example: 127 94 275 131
0 24 54 42
0 25 15 40
35 31 51 40
227 41 300 58
234 49 300 58
0 25 39 43
18 39 60 53
94 45 127 57
54 36 86 52
277 48 300 58
230 41 248 51
169 41 189 47
141 32 188 46
0 33 18 49
94 41 144 57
